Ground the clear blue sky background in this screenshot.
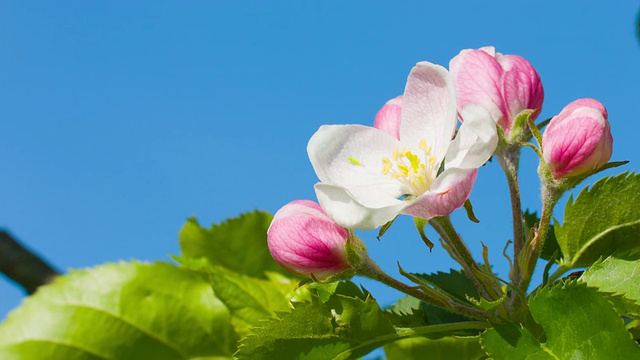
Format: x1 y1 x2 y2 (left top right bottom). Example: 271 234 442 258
1 1 639 322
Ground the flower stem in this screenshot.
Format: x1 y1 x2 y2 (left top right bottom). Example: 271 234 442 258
430 216 500 301
357 255 490 320
518 182 562 294
497 149 525 291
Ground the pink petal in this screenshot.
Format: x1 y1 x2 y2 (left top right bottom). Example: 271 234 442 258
374 96 403 140
450 49 506 125
499 55 544 131
402 168 478 220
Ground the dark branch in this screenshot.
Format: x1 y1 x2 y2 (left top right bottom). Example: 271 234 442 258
0 230 60 294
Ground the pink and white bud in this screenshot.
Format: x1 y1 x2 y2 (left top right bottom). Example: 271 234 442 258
450 46 544 136
267 200 352 280
373 95 402 140
542 98 612 179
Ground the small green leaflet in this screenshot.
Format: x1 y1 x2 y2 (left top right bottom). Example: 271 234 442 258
179 211 295 279
235 294 396 360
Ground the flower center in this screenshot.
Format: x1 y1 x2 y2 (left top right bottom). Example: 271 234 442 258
381 139 438 195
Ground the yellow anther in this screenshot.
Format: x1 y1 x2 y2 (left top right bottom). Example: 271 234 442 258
380 140 438 196
382 158 392 175
407 152 420 172
397 164 409 176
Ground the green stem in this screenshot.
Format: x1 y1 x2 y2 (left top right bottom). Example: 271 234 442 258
396 321 490 337
518 183 562 294
431 216 499 301
357 255 489 320
497 149 525 289
339 321 490 358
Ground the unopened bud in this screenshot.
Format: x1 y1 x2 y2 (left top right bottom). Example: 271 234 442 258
267 200 356 280
542 98 612 179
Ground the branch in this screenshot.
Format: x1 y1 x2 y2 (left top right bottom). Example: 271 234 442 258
0 230 60 294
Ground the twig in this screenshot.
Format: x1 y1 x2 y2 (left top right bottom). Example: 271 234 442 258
0 230 60 294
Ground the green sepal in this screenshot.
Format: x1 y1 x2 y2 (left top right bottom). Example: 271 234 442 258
509 109 537 143
377 216 397 240
463 199 480 223
414 217 434 250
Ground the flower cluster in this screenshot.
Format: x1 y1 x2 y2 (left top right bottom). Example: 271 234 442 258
267 47 613 280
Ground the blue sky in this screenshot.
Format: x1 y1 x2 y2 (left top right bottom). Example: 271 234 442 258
1 1 639 321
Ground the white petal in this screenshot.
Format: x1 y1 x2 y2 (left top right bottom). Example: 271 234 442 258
400 62 458 163
314 183 406 230
308 125 402 192
445 104 498 170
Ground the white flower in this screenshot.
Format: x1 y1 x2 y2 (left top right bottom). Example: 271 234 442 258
307 62 498 230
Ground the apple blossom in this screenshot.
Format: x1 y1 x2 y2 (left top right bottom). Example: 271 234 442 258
450 46 544 137
307 62 498 230
267 200 354 280
542 98 612 179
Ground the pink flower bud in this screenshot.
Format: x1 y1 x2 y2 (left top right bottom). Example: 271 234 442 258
267 200 352 280
542 98 613 179
450 46 544 136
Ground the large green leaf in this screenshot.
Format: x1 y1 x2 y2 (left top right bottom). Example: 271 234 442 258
179 211 293 279
482 281 640 359
555 172 640 269
0 262 237 360
384 336 485 360
580 255 640 318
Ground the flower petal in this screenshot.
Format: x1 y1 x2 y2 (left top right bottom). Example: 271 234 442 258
400 62 457 162
308 124 402 193
450 49 506 125
373 96 402 140
445 104 498 170
402 168 478 220
314 183 406 230
499 54 544 127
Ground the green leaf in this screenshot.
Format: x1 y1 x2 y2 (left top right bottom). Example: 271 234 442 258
411 269 480 305
556 172 640 269
207 265 303 336
179 211 293 279
580 255 640 318
385 336 485 360
385 296 427 328
524 210 560 261
482 281 640 359
236 294 396 360
0 262 237 360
